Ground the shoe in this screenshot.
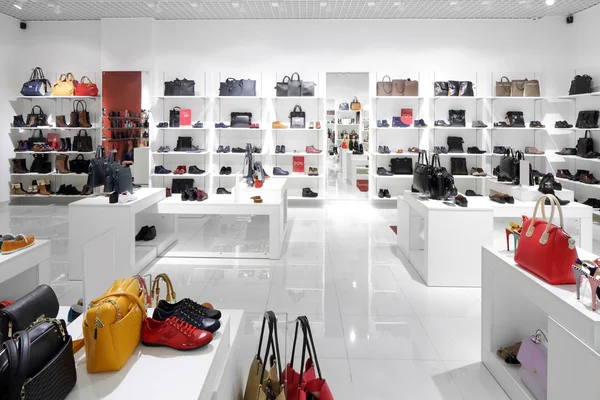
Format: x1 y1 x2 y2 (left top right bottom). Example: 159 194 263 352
573 169 588 181
188 145 203 153
142 226 156 241
275 145 281 154
472 120 488 128
13 115 26 127
11 183 26 195
525 146 545 155
467 146 486 154
309 121 315 129
302 188 318 198
529 121 545 128
583 198 600 209
316 121 321 129
306 145 322 154
378 189 385 198
252 146 262 154
583 151 600 159
141 316 212 350
555 148 577 156
556 169 573 179
118 191 138 204
152 307 219 333
383 189 391 198
154 165 172 174
219 166 227 175
136 226 149 241
272 121 288 129
217 187 231 194
465 190 481 196
1 234 35 254
231 147 245 153
407 147 420 153
157 298 221 320
377 167 393 176
455 194 468 207
196 189 208 201
215 122 230 128
109 191 119 204
392 119 410 128
192 121 204 128
183 188 198 201
382 146 391 154
188 165 205 174
489 194 506 204
216 145 224 153
67 299 83 323
0 234 14 251
156 122 168 128
273 167 289 176
414 119 427 128
174 165 186 175
555 121 573 129
581 173 600 184
381 120 390 127
308 167 319 176
249 123 260 129
280 145 286 154
377 120 383 128
434 120 450 127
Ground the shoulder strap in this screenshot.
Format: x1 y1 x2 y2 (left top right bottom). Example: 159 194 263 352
292 105 302 112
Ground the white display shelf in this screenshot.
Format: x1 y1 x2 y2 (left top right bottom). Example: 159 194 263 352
336 123 360 126
376 127 426 130
490 153 546 157
370 173 412 179
0 240 50 285
370 194 395 202
13 151 95 155
430 126 483 130
337 109 362 112
370 152 419 156
11 126 100 130
10 194 88 198
269 151 323 156
16 95 100 100
436 152 490 156
215 96 263 100
555 127 600 131
151 172 210 177
212 151 265 156
553 92 600 99
273 96 324 100
157 126 208 130
557 177 600 188
153 95 208 99
151 151 209 155
289 195 321 201
374 96 423 100
134 246 156 272
272 128 323 131
454 175 489 179
270 173 321 179
431 96 484 101
486 96 545 101
214 127 265 131
10 172 87 177
490 127 545 131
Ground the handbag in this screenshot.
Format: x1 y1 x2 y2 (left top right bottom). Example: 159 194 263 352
459 81 474 96
82 278 146 373
339 102 349 111
429 154 457 200
506 111 525 127
392 79 406 96
150 273 176 307
103 152 121 193
74 76 99 97
569 74 593 95
390 157 413 175
241 79 257 96
0 285 58 344
412 150 431 193
449 109 466 127
577 130 594 157
434 81 448 96
52 73 77 96
30 154 51 174
288 72 316 97
219 78 243 96
0 319 76 400
175 136 193 151
20 67 51 97
70 154 90 174
448 80 460 96
46 132 60 150
524 79 540 97
517 329 548 400
514 194 578 284
231 112 252 128
87 146 107 189
27 106 48 127
450 157 468 175
275 76 290 97
511 79 526 97
172 178 194 194
498 148 521 183
576 110 600 129
27 129 45 150
73 129 93 152
163 78 195 96
447 136 464 153
116 165 133 194
350 97 361 110
289 105 306 128
169 106 181 128
493 146 506 154
405 79 419 96
377 75 393 96
496 76 512 96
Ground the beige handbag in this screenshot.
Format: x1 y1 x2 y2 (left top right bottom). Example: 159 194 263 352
52 73 76 96
495 76 512 96
377 75 393 96
524 80 541 97
405 79 419 96
392 79 406 96
511 79 526 97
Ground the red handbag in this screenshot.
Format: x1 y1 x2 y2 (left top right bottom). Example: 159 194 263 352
514 194 578 284
75 76 99 96
47 132 60 149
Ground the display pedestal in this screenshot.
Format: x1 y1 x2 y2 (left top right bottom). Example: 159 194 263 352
0 240 51 299
344 150 368 185
482 247 600 400
66 309 244 400
487 178 575 202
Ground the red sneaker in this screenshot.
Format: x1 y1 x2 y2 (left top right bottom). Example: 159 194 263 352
142 316 213 350
196 189 208 201
306 145 322 154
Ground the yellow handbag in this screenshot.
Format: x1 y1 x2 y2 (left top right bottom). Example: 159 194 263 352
52 72 76 96
151 273 176 306
82 277 146 373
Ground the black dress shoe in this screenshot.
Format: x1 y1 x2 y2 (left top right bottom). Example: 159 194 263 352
555 148 577 156
489 194 506 204
136 226 149 241
232 147 245 153
465 190 481 196
467 146 486 154
109 191 119 204
188 165 205 174
302 188 318 198
225 167 232 175
219 166 227 175
378 189 384 198
275 145 281 154
217 187 231 194
383 189 391 198
144 226 157 241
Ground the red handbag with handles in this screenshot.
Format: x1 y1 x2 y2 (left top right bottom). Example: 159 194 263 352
75 76 99 96
514 194 577 284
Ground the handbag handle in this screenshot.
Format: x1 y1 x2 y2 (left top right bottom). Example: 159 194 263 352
526 194 564 245
418 150 429 165
290 72 301 81
75 154 84 160
381 75 392 94
134 275 152 308
172 106 181 112
515 150 524 161
35 129 43 139
352 96 359 102
80 76 93 84
66 72 76 82
31 105 43 115
88 290 146 320
74 99 87 112
151 273 176 305
79 129 88 136
296 316 323 386
259 311 282 385
4 329 30 400
500 76 510 83
57 73 66 82
395 81 406 94
292 105 303 113
431 153 441 167
585 130 591 138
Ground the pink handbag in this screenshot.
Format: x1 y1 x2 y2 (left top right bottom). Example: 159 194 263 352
517 330 547 400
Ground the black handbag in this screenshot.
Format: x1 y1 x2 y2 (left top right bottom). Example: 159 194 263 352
447 136 464 153
429 153 457 200
569 74 593 95
0 319 76 400
231 112 252 128
172 178 194 194
288 72 316 97
164 78 195 96
506 111 525 127
116 165 133 194
498 148 523 183
390 157 413 175
175 136 193 151
434 81 448 96
69 154 90 174
412 150 431 193
29 154 51 174
577 130 594 157
493 146 506 154
448 80 460 96
27 129 45 150
103 152 121 194
0 285 58 344
450 157 468 175
87 146 107 189
459 81 474 96
289 105 306 128
219 78 243 96
27 106 48 127
449 110 466 127
241 79 257 96
576 110 600 129
275 76 290 97
73 129 93 152
169 106 181 128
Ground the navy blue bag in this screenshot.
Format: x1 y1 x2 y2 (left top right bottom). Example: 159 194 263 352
20 67 51 96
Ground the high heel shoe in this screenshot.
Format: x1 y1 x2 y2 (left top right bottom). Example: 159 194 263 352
572 259 600 309
505 223 522 251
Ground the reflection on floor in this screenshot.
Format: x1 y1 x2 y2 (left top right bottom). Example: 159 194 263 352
145 202 509 399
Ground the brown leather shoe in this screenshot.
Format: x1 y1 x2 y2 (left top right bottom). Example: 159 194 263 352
12 159 27 173
78 111 92 128
38 180 52 196
55 154 70 174
68 111 78 127
525 146 544 155
556 169 573 179
581 173 600 184
56 115 68 127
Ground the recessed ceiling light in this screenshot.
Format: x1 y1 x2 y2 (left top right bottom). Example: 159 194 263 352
367 1 375 6
154 2 162 13
231 1 239 7
481 0 490 4
450 1 458 5
320 2 327 7
13 3 22 9
545 0 555 5
53 4 60 14
271 1 279 7
393 1 402 5
190 2 198 7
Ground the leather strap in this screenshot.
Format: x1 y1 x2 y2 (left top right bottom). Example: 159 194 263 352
135 275 152 307
89 290 146 314
151 273 176 305
5 330 30 399
290 72 300 82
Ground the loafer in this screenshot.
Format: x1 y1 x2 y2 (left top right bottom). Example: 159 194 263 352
377 167 393 176
135 226 149 241
465 190 481 196
302 188 318 198
157 298 222 320
272 121 288 129
555 148 577 156
273 167 289 176
215 122 230 128
216 187 231 194
0 234 15 252
434 120 450 127
153 307 220 333
141 316 213 350
1 234 35 254
455 194 468 207
188 165 205 174
556 169 573 179
467 146 486 154
489 194 506 204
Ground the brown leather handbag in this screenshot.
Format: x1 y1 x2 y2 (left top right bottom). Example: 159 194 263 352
350 96 361 110
524 80 541 97
496 76 512 96
405 79 419 96
511 79 526 97
392 79 406 96
377 75 393 96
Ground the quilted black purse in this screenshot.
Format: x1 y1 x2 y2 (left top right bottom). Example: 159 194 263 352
231 112 252 128
164 78 195 96
412 150 431 193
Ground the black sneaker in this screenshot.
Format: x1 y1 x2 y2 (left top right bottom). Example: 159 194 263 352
152 307 220 333
188 165 205 174
378 189 385 198
154 165 172 174
302 188 318 198
136 226 149 241
217 187 231 194
377 167 393 176
157 298 222 320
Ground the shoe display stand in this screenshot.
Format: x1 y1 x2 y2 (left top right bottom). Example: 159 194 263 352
397 190 593 287
487 178 575 202
0 239 50 300
342 148 368 187
66 308 244 400
482 246 600 400
9 73 102 204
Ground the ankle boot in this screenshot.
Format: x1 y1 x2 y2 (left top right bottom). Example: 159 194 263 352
55 154 70 174
78 111 92 128
38 180 51 196
59 138 66 151
56 115 67 127
12 159 26 173
26 115 37 127
12 183 26 195
68 111 78 127
66 138 72 151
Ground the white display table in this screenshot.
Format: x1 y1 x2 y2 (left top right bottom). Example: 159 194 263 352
482 247 600 400
0 240 51 299
343 150 368 185
66 309 244 400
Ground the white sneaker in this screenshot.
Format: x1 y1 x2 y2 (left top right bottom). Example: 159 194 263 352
118 191 138 204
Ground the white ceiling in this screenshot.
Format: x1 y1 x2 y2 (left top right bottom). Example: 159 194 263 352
1 0 598 21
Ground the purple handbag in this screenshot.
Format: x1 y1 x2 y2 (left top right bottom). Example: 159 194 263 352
517 329 548 400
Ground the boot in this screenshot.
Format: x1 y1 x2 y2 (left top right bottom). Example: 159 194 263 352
12 159 27 173
12 183 26 195
68 111 78 127
78 111 92 128
59 138 66 151
56 115 67 127
66 138 72 151
26 115 37 127
38 180 51 196
55 154 70 174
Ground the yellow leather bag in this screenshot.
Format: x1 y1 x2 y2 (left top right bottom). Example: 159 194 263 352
82 277 146 373
52 72 76 96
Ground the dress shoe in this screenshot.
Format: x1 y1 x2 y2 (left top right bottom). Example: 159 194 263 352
215 122 230 128
158 298 221 320
378 189 385 198
302 188 318 198
141 316 212 350
472 120 488 128
196 189 208 201
152 308 219 333
216 145 224 153
383 189 391 198
581 173 600 184
188 165 205 174
573 169 589 181
217 187 231 194
467 146 486 154
281 145 286 154
276 145 281 154
232 147 245 153
306 145 322 154
555 120 573 129
219 166 228 175
154 165 172 174
144 226 157 241
529 121 545 128
273 167 289 176
272 121 288 129
377 167 393 176
434 120 450 127
414 119 427 128
381 120 390 127
555 148 577 156
136 226 149 241
192 121 204 128
525 146 545 155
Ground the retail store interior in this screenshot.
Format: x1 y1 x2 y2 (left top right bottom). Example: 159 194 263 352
2 1 600 399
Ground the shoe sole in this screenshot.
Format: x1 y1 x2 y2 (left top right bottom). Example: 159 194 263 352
141 341 209 351
1 240 35 254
